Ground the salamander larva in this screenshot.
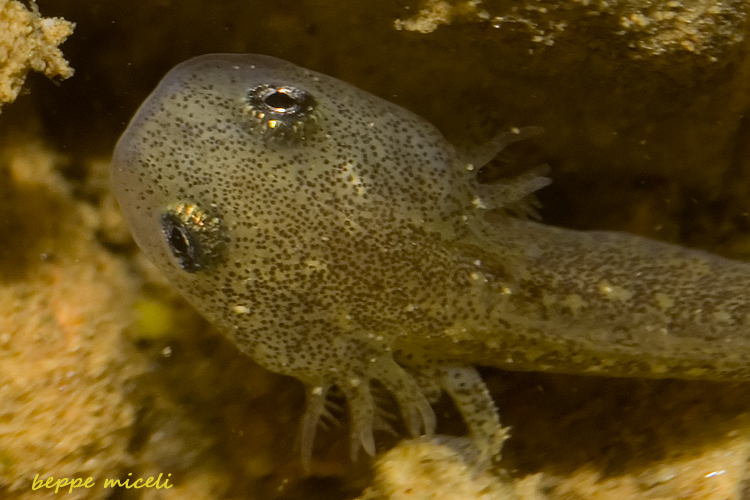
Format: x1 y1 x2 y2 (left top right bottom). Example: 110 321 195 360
112 53 750 467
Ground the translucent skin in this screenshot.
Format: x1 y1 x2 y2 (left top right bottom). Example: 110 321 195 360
112 54 750 467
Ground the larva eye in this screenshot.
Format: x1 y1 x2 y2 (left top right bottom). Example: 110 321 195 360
160 202 228 272
243 84 320 147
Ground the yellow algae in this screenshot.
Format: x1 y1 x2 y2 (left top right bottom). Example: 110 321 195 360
359 439 521 500
0 141 142 499
0 0 74 111
393 0 488 34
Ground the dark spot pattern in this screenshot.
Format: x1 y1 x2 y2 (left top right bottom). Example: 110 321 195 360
112 54 507 466
112 53 750 469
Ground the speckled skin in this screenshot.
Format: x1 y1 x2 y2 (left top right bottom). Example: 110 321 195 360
113 53 750 467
